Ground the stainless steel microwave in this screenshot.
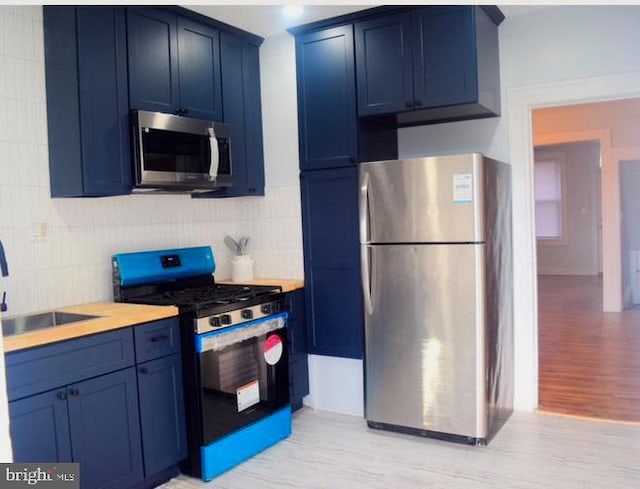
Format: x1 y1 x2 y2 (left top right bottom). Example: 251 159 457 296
131 110 232 191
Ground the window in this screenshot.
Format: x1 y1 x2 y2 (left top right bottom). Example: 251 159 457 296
534 151 567 244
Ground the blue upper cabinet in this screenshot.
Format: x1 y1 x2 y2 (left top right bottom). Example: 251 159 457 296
355 12 414 116
127 8 179 115
354 6 501 124
127 8 223 121
177 17 223 121
209 32 265 197
44 6 132 197
412 6 476 109
296 26 359 171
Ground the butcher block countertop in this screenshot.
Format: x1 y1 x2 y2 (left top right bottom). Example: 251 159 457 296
2 302 179 353
219 278 304 293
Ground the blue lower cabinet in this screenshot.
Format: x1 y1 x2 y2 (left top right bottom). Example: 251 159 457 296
9 389 72 463
137 354 187 475
285 289 309 411
68 368 144 489
7 320 186 488
8 368 144 489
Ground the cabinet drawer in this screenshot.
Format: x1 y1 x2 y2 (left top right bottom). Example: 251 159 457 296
134 318 181 363
5 328 135 402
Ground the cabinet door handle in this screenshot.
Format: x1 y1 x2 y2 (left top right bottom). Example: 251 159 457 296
139 367 149 374
405 101 413 108
150 333 169 342
414 99 423 107
68 388 80 397
57 391 68 401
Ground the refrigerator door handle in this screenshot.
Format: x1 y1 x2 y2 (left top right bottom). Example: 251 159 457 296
359 171 370 244
359 171 374 314
361 245 374 315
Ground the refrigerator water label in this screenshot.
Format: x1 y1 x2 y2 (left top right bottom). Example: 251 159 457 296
237 380 260 412
453 173 473 203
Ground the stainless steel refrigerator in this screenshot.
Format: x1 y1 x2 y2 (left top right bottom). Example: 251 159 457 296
359 153 513 445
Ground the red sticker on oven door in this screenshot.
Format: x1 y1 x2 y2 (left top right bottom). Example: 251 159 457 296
264 334 283 365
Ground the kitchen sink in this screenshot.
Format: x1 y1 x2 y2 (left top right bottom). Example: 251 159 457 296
2 311 100 337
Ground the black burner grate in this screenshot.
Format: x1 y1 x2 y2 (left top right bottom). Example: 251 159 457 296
136 283 279 310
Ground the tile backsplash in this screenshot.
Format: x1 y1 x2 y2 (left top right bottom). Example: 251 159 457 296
0 6 303 315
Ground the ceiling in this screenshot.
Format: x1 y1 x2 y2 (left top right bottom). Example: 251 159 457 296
184 4 557 39
184 4 371 39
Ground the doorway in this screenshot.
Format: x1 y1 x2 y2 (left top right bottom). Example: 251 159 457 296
533 101 640 422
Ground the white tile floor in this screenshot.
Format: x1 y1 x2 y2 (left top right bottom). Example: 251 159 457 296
160 407 640 488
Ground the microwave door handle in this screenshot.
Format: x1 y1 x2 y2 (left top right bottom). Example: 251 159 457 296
207 127 219 183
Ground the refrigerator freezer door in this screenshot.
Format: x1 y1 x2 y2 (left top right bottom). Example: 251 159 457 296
363 243 486 439
360 154 485 244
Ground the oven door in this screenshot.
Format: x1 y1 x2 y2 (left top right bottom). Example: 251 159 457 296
194 313 289 445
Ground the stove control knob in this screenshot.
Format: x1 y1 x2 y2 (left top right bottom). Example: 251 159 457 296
209 316 221 328
241 309 254 320
260 304 273 315
221 314 232 325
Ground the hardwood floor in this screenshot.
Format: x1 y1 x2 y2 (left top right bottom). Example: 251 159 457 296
538 274 640 422
160 408 640 488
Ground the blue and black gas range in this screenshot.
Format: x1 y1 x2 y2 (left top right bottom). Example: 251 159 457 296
112 246 291 481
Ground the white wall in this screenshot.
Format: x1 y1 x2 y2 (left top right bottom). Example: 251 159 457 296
535 142 600 276
0 7 303 317
260 33 300 188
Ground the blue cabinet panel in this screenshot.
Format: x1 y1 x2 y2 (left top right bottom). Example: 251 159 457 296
302 168 360 263
216 32 265 196
412 6 477 109
8 321 186 488
137 355 187 475
285 289 309 410
76 7 131 195
68 368 143 489
127 8 179 114
355 12 413 116
306 267 363 358
177 17 223 121
301 168 363 359
296 26 358 170
44 6 131 197
134 317 181 363
351 6 499 122
127 8 224 122
5 328 135 402
9 390 72 463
